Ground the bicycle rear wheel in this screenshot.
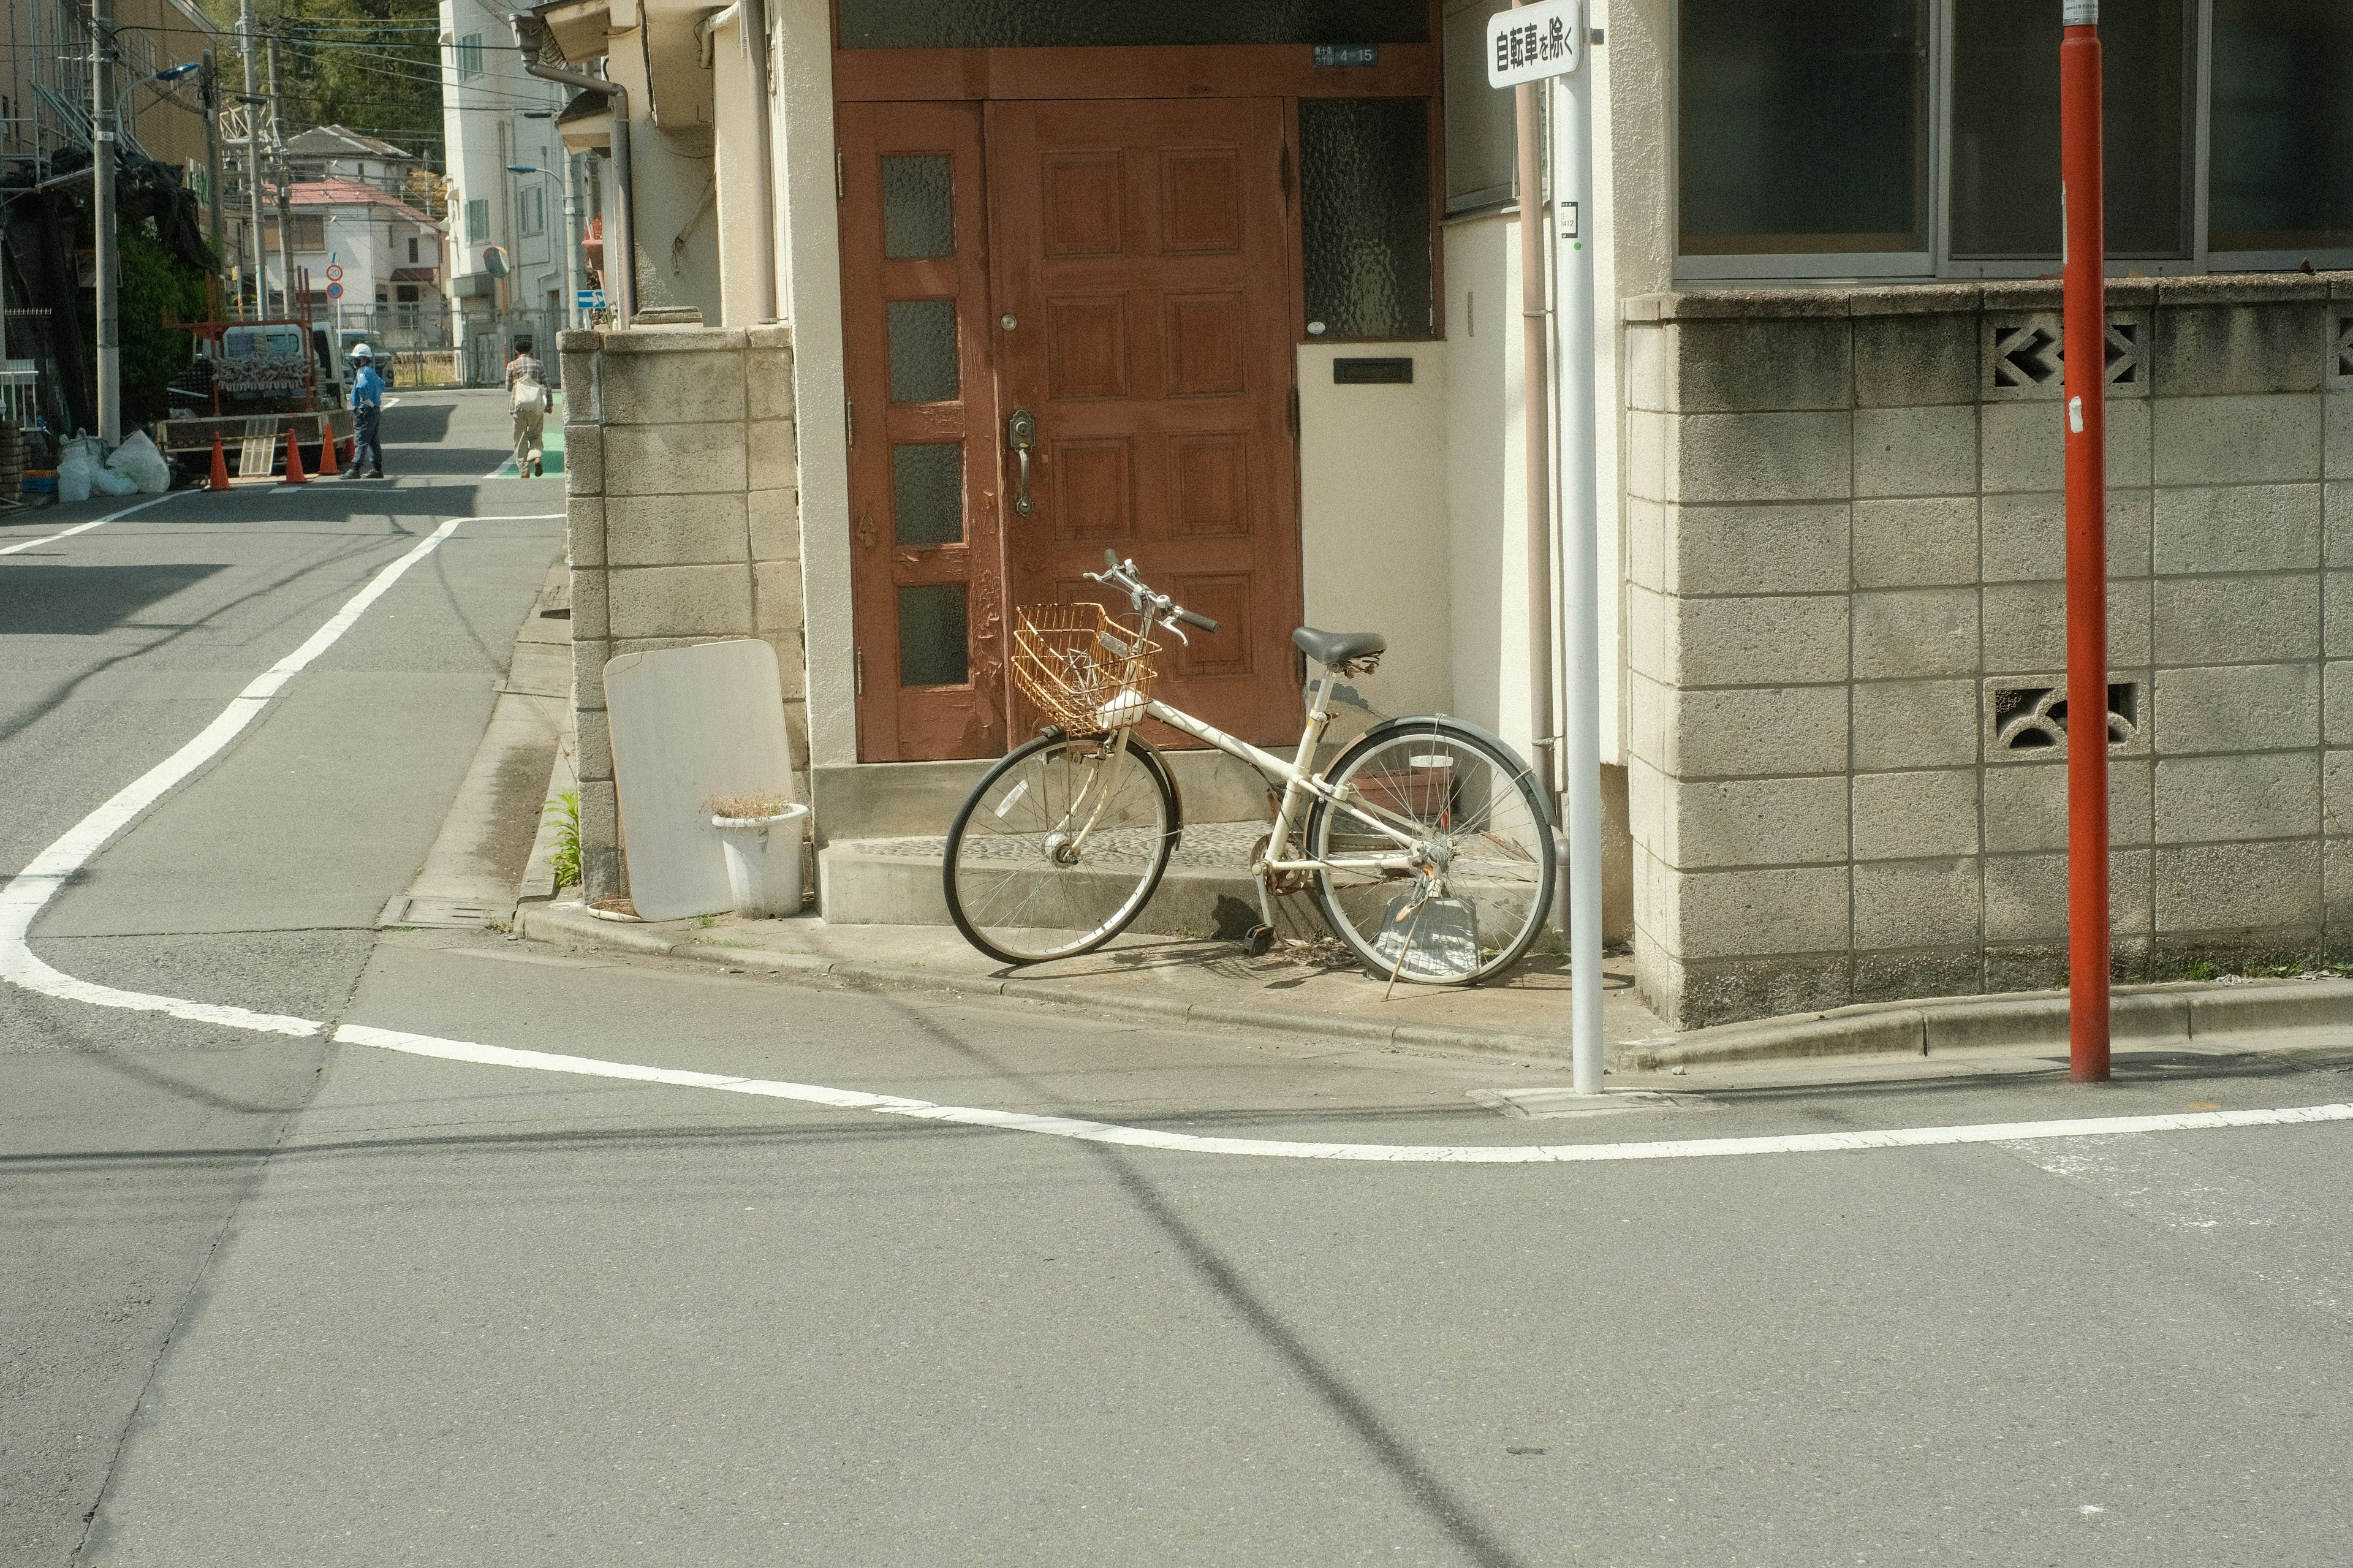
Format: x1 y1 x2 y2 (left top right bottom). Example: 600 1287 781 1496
944 732 1178 966
1305 718 1555 985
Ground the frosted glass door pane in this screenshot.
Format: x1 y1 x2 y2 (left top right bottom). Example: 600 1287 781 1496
898 585 969 687
888 300 961 403
883 156 955 259
892 443 965 547
1299 99 1433 339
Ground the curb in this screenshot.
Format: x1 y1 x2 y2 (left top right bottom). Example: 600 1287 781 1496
515 901 2353 1072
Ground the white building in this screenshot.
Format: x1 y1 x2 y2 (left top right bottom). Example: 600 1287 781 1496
267 180 448 346
439 0 579 377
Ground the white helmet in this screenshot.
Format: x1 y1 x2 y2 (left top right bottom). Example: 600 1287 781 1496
350 343 373 361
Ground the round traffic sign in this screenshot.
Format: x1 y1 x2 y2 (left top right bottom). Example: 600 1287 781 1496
324 263 344 282
326 281 344 300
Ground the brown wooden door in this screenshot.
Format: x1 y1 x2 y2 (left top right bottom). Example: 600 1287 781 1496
838 101 1009 762
986 99 1303 748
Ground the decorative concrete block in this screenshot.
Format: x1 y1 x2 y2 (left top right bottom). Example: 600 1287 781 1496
2152 575 2318 665
2153 752 2319 844
566 497 605 568
1854 857 1980 949
1980 671 2152 765
1980 759 2153 852
749 488 802 563
1853 678 1979 771
575 706 613 784
2151 301 2330 397
1852 588 1979 680
564 426 604 496
1853 497 1977 588
2151 662 2319 756
2328 661 2353 745
1670 863 1852 961
1982 490 2152 581
1673 593 1849 687
1653 683 1852 779
1669 502 1850 596
2154 839 2321 936
1625 324 1670 413
1669 316 1852 412
570 568 609 642
1672 411 1852 504
602 422 751 496
607 564 756 640
2327 751 2353 837
600 349 749 426
1655 773 1850 870
748 348 797 422
605 494 752 567
2152 395 2325 487
1852 768 1979 860
571 636 610 713
1626 409 1670 502
748 419 799 493
754 560 804 636
1852 309 1977 408
1855 406 1977 498
2152 483 2322 576
1626 498 1667 593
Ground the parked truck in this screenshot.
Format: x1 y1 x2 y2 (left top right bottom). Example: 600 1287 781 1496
154 309 355 478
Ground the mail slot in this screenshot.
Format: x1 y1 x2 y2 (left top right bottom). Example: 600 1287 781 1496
1332 357 1414 385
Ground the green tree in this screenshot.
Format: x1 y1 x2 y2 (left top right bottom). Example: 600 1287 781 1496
194 0 445 167
116 220 212 425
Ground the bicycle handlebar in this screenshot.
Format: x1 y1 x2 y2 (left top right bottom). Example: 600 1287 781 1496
1086 551 1220 637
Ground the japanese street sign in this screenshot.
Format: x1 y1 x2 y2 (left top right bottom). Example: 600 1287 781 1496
1486 0 1582 89
325 282 343 300
576 290 606 310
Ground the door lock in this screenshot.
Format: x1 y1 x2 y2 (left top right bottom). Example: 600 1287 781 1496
1007 407 1037 517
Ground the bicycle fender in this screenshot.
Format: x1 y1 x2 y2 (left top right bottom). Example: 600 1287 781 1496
1124 731 1186 850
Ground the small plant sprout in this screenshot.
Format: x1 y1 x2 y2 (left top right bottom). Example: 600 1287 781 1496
544 789 582 888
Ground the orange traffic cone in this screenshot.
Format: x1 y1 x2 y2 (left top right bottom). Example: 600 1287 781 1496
316 418 339 475
208 433 231 491
282 426 308 484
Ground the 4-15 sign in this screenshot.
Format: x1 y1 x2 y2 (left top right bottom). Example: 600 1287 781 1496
1486 0 1583 88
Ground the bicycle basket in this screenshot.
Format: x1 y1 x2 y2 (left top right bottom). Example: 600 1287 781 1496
1009 602 1160 733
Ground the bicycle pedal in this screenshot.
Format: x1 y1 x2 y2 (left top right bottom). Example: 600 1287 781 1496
1241 923 1276 958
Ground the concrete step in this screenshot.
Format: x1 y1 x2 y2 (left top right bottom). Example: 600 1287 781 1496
819 820 1292 937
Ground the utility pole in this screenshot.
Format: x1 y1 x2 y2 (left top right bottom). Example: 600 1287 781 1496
267 37 295 323
200 49 225 267
91 0 121 441
239 0 264 314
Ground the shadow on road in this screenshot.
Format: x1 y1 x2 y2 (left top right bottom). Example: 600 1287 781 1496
0 563 229 635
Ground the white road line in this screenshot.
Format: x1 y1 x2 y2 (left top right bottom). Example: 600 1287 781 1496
329 1024 2353 1165
6 505 2353 1162
0 492 179 557
0 517 471 1036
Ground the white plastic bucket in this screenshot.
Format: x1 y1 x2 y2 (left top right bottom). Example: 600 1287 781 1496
710 802 809 917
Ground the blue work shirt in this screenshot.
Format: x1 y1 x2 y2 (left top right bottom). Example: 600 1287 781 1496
350 365 385 409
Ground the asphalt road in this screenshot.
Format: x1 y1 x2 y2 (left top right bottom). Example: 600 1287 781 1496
6 395 2351 1567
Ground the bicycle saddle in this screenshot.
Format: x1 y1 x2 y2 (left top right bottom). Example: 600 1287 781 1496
1292 626 1387 668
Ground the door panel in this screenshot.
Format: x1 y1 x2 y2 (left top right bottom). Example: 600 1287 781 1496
839 101 1006 762
988 98 1302 747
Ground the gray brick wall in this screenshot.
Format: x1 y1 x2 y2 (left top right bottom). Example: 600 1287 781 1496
559 322 805 901
1626 273 2353 1028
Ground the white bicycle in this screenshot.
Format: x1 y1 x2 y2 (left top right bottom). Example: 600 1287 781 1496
942 552 1558 985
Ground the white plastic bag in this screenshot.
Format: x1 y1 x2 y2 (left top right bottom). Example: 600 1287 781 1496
56 437 101 502
89 463 139 496
105 430 172 493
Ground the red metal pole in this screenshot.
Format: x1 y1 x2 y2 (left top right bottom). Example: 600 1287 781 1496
2062 2 2110 1083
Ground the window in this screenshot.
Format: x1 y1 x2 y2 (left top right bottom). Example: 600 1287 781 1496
465 198 489 243
1300 99 1435 339
518 185 545 239
1676 0 2342 278
456 32 483 79
2210 0 2353 257
407 237 419 264
396 284 420 303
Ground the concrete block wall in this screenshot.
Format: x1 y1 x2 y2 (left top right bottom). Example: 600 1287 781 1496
559 321 806 900
1626 273 2353 1028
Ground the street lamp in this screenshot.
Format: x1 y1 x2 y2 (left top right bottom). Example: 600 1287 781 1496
507 161 586 329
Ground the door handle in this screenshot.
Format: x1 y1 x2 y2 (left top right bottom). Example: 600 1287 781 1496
1007 407 1037 517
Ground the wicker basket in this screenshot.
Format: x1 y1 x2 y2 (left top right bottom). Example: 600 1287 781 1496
1009 602 1160 733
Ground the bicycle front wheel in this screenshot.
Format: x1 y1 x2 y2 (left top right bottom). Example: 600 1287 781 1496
943 732 1178 966
1305 718 1555 985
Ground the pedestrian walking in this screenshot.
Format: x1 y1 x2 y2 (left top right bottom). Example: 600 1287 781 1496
506 341 552 478
347 344 387 479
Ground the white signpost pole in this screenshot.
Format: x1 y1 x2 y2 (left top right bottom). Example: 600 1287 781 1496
1491 0 1604 1095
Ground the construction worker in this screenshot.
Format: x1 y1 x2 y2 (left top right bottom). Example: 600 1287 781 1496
347 344 386 479
506 339 552 477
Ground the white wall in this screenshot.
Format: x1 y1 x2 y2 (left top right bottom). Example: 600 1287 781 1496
1296 343 1451 720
